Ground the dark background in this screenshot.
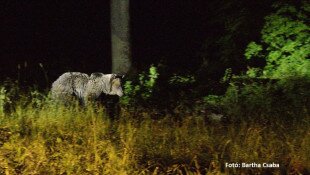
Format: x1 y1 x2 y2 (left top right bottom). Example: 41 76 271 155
1 0 111 86
1 0 275 88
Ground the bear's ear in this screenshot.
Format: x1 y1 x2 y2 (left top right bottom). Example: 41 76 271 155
109 74 117 83
90 72 104 79
115 74 125 79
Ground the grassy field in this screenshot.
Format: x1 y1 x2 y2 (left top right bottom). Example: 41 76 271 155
0 89 309 175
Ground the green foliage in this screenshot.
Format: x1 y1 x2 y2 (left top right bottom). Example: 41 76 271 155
0 80 20 116
200 66 306 122
221 68 233 83
0 87 10 117
224 82 273 118
120 65 159 106
203 95 222 106
168 74 196 86
208 77 310 122
245 1 310 78
147 65 159 88
246 68 263 78
30 90 48 108
202 95 223 113
245 42 263 60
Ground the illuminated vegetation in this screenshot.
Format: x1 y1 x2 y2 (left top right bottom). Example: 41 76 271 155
0 84 309 175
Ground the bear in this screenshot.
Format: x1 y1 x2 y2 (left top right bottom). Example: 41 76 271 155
84 73 124 105
51 72 89 104
51 72 124 105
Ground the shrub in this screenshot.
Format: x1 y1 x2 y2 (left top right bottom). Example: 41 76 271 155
120 65 159 107
0 87 10 117
245 1 310 79
168 74 196 86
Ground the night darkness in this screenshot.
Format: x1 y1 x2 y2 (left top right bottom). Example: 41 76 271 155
1 0 274 88
1 1 111 85
0 1 309 173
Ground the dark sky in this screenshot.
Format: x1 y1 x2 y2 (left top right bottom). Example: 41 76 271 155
1 0 111 80
131 1 210 69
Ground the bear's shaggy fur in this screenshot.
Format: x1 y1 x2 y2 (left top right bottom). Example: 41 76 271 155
51 72 123 105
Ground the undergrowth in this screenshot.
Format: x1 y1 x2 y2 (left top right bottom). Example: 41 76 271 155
0 84 309 175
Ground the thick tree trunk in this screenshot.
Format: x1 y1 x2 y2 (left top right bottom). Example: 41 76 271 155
111 0 131 74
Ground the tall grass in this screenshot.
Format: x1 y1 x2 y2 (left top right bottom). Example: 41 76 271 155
0 86 309 174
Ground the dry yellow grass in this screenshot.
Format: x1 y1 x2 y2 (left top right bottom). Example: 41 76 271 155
0 96 309 175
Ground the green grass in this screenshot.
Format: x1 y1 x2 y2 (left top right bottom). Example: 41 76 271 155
0 92 309 174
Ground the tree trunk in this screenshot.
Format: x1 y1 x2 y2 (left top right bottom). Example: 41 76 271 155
111 0 131 74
